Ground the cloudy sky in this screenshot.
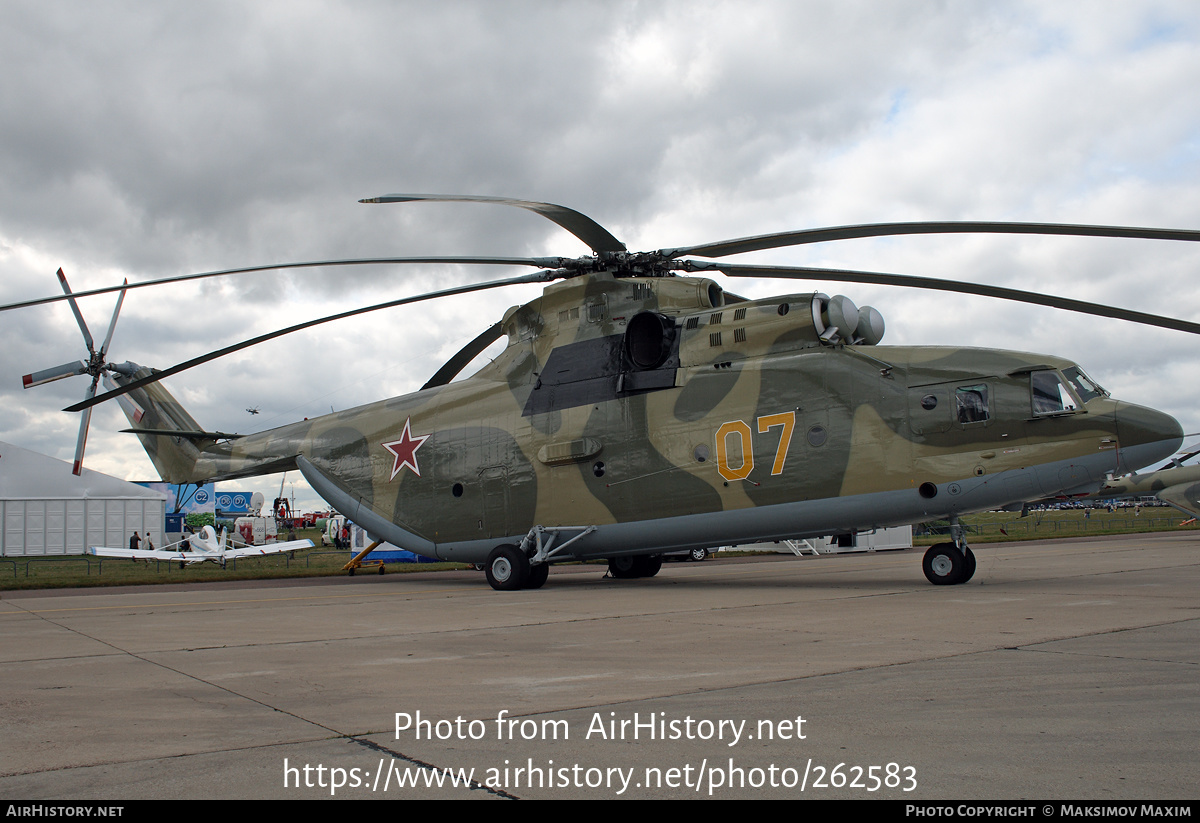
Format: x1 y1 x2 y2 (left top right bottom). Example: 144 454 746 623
2 1 1199 511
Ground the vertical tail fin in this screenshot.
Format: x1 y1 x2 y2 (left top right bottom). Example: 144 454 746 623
106 363 209 483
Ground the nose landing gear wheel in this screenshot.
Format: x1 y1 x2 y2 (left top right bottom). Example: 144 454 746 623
922 543 966 585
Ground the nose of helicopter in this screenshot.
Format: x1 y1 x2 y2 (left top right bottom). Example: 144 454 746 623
1114 402 1184 473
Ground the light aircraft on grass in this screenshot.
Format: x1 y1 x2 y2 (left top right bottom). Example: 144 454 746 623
88 525 314 567
12 194 1198 590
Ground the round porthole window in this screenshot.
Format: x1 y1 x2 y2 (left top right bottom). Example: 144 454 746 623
807 426 827 447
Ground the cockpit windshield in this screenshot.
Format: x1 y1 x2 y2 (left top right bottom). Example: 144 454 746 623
1061 366 1108 403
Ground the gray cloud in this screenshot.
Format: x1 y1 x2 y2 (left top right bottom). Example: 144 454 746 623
3 0 1199 508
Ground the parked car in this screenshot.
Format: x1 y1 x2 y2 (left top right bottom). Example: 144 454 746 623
664 547 718 562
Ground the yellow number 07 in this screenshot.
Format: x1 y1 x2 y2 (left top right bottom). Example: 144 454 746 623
714 411 795 482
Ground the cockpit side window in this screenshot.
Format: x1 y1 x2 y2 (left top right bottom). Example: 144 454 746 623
1061 366 1107 403
955 384 990 424
1031 371 1080 415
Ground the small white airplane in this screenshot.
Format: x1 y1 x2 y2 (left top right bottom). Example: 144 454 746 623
89 525 314 567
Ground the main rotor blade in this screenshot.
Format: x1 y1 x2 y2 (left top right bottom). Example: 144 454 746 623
1 257 553 313
664 221 1200 260
1161 446 1200 470
57 268 95 353
66 270 558 413
696 262 1200 336
421 323 504 390
360 193 628 254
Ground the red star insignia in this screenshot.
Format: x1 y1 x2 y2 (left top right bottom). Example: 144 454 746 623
382 418 430 480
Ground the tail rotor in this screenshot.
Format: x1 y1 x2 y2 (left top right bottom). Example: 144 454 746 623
21 268 128 475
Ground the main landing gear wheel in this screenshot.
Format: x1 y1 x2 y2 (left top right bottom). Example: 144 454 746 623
922 542 967 585
608 556 638 579
525 562 549 589
608 555 662 579
485 545 529 591
689 547 709 562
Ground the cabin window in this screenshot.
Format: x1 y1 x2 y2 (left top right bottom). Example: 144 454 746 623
1031 371 1080 415
955 385 990 424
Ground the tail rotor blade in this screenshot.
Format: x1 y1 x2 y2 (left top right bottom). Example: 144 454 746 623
23 361 87 389
57 268 95 354
72 378 99 475
98 280 128 359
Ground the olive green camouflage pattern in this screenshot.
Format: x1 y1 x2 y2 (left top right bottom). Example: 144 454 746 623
110 270 1184 588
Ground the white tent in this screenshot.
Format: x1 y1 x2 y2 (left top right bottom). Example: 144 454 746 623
0 441 167 556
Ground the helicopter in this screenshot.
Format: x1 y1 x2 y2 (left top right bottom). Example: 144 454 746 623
12 194 1198 590
1072 443 1200 521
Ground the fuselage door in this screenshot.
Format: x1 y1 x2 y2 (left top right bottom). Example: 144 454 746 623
909 381 994 435
908 384 953 435
478 465 509 539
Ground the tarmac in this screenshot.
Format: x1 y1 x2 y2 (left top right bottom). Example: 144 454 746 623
0 532 1196 800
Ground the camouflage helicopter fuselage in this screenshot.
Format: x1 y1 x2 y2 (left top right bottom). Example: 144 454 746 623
115 271 1183 570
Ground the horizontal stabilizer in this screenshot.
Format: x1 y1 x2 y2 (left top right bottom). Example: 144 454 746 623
1156 483 1200 519
224 539 314 559
120 428 244 440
